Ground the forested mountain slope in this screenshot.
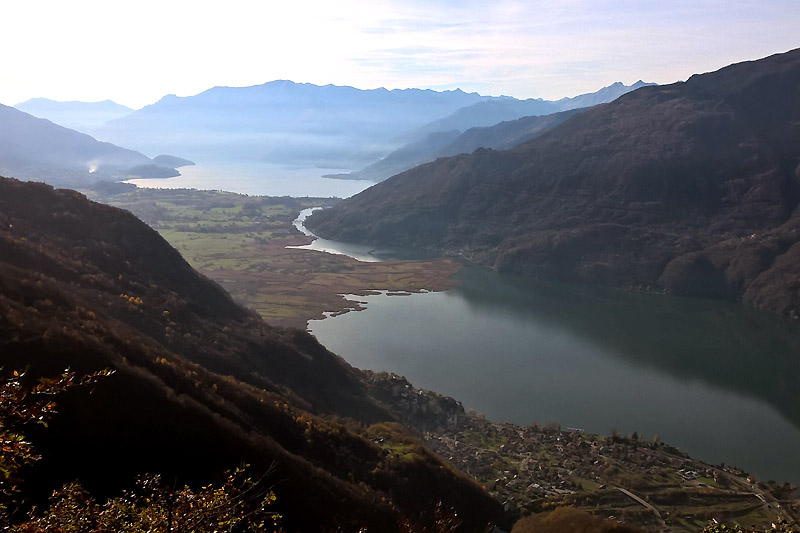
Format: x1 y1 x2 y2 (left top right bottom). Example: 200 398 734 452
307 49 800 319
0 177 501 531
0 104 180 186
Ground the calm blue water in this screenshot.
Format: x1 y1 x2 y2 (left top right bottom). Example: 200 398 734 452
127 162 372 198
309 263 800 485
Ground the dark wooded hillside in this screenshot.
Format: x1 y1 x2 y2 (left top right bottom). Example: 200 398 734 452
0 177 501 531
308 48 800 319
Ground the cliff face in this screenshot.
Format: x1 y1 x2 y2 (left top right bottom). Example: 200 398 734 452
0 177 501 531
307 49 800 319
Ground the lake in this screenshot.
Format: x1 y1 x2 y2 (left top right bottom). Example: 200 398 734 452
127 162 372 198
308 257 800 485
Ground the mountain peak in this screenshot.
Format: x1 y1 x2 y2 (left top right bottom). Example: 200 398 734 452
92 81 492 166
306 48 800 319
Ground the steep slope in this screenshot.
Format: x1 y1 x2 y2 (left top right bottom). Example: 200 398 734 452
405 98 562 141
307 49 800 319
0 104 179 186
408 81 652 142
333 82 650 183
14 98 134 132
438 109 586 157
94 81 494 167
333 110 584 183
0 177 502 531
327 129 462 182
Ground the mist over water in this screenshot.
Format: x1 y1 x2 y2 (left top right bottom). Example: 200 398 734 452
127 162 373 198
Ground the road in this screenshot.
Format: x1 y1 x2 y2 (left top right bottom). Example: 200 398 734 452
615 486 668 531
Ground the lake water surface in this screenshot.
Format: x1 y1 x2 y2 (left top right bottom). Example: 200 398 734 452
127 162 372 198
308 257 800 485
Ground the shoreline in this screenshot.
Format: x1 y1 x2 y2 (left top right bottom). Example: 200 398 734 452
89 187 462 329
206 231 463 329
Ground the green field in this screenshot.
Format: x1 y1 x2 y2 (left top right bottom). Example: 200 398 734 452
86 186 461 328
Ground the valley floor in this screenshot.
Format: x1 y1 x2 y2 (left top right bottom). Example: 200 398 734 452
88 186 460 328
87 185 800 532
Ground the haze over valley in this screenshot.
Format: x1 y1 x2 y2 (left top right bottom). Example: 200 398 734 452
6 79 649 196
2 2 800 530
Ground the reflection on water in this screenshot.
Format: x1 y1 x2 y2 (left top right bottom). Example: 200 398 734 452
309 264 800 484
288 208 440 262
126 162 373 198
287 208 385 262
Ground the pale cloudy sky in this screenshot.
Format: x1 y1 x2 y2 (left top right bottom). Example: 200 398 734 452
3 0 799 109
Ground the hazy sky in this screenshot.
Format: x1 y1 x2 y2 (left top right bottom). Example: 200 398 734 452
3 0 799 109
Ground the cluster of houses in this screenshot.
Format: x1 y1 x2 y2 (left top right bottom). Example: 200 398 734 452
422 414 739 512
365 372 799 528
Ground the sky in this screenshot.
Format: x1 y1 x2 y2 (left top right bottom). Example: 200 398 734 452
3 0 799 109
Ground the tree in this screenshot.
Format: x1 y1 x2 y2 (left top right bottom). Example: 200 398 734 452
702 520 799 532
0 368 281 532
0 368 111 521
14 468 281 532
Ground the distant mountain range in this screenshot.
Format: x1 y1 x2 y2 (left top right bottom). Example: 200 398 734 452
8 81 652 182
93 81 497 168
330 81 651 182
555 80 653 110
14 98 133 132
330 108 586 183
306 49 800 320
399 97 562 144
0 103 186 186
405 80 651 143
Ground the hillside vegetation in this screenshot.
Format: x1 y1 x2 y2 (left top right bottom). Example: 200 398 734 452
0 177 502 531
0 104 183 186
307 48 800 319
83 186 461 329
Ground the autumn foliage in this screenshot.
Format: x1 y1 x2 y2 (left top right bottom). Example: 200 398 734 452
0 369 281 532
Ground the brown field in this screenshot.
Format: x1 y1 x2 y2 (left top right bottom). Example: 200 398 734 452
87 186 461 328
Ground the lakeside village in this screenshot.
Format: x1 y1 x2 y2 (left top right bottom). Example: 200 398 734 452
366 372 800 532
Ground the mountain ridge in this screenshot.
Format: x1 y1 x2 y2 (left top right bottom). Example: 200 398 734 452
333 109 587 183
0 104 183 186
0 176 502 531
331 81 651 183
95 81 497 167
14 97 134 132
306 49 800 319
555 80 651 109
399 80 653 145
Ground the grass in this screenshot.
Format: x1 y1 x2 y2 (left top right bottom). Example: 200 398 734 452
698 476 719 488
733 506 775 529
458 429 506 451
570 476 602 491
86 187 462 329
